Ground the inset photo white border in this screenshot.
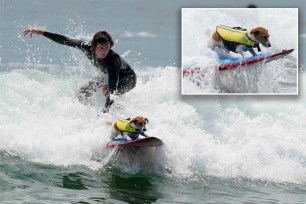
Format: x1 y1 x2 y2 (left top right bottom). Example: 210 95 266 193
181 8 298 95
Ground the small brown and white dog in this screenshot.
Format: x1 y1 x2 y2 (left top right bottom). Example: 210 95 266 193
108 116 149 140
208 25 271 58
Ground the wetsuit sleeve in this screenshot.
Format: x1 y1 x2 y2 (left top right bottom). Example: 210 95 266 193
43 31 90 53
107 56 122 94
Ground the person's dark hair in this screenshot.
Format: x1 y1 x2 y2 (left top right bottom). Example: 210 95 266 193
92 31 114 49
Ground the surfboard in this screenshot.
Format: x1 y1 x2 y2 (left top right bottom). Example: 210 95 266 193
106 137 163 148
183 49 294 75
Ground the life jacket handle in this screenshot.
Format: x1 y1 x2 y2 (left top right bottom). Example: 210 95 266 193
232 27 247 31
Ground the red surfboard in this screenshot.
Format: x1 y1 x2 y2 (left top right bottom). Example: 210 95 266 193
183 49 294 75
106 137 163 148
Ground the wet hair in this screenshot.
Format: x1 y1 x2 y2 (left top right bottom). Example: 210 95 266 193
91 31 114 50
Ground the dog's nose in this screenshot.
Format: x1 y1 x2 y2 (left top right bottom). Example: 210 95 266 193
267 43 271 47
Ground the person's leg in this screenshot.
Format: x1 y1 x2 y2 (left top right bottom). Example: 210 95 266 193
102 75 136 112
116 75 137 95
77 76 106 104
102 96 114 113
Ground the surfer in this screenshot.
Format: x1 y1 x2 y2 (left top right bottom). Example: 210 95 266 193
23 28 136 113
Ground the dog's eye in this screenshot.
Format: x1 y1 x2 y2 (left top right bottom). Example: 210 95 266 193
139 122 143 125
263 36 267 40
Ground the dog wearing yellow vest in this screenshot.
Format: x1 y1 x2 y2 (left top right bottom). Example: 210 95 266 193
110 116 149 140
208 25 271 57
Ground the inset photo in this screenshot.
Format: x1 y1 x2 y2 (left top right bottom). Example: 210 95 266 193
182 8 298 95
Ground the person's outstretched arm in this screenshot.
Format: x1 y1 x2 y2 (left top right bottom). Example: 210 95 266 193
23 28 44 37
23 28 89 52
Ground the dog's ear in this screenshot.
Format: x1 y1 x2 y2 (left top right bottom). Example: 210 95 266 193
145 118 149 123
251 30 261 36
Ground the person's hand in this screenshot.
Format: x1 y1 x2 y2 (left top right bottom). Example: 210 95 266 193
23 28 45 37
102 84 109 96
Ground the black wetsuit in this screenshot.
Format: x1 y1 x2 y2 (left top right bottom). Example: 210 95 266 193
43 31 136 111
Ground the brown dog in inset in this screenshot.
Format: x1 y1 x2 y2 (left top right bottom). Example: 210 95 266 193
208 25 271 57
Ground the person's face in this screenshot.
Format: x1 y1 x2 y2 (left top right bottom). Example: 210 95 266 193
95 42 110 59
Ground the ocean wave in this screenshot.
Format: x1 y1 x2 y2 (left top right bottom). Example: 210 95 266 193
0 66 305 183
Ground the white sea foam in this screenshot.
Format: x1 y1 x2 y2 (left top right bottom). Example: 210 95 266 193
0 65 305 183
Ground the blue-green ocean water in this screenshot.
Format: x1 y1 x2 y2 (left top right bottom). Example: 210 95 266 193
1 0 306 203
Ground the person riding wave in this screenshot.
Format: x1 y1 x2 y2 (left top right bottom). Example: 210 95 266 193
23 28 136 113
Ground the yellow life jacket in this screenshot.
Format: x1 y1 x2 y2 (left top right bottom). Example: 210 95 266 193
216 25 256 47
115 119 140 133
